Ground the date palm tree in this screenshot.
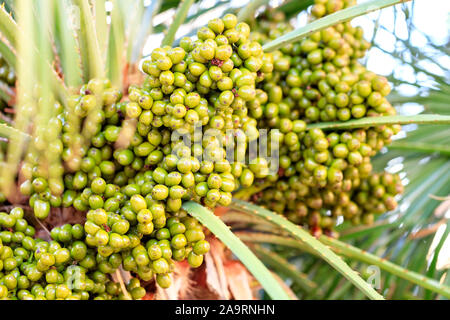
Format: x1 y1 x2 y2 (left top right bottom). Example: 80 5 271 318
0 0 448 300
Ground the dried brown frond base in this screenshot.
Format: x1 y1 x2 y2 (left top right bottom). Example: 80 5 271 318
141 236 260 300
123 63 145 96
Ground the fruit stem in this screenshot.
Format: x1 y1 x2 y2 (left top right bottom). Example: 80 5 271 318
114 269 133 300
233 181 271 201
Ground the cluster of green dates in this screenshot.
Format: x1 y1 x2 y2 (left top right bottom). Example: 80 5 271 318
248 0 403 235
20 77 212 291
15 13 276 299
138 12 274 207
0 207 147 300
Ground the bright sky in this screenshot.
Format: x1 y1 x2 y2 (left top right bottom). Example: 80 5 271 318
355 0 450 78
